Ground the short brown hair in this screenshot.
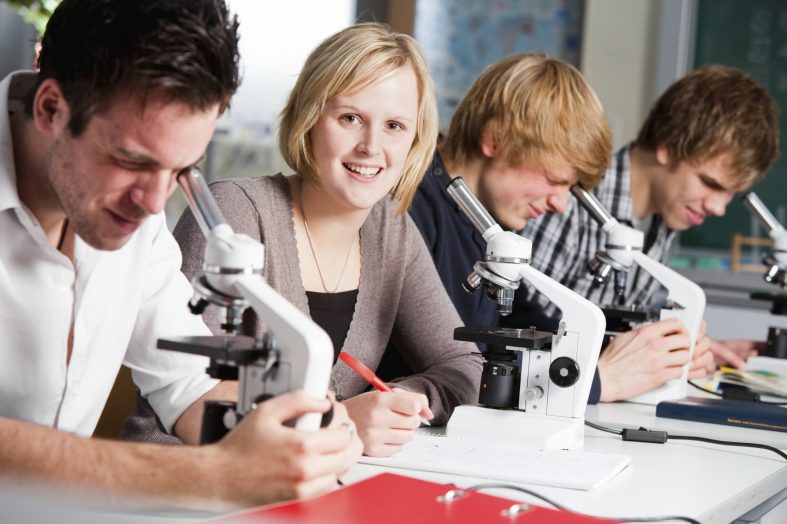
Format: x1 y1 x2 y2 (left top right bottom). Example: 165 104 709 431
636 65 779 187
442 53 612 189
278 22 439 215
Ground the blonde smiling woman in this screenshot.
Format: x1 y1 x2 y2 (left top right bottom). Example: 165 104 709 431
171 23 482 457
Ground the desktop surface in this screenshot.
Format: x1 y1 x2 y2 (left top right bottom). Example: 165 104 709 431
344 402 787 524
587 399 787 450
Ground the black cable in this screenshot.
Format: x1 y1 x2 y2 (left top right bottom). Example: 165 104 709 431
668 434 787 460
687 379 721 396
466 483 700 524
584 419 621 435
466 483 565 511
585 420 787 461
688 379 787 405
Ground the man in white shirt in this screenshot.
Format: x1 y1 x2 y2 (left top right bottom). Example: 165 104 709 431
0 0 361 510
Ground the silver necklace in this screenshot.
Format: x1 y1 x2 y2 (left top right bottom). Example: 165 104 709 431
299 183 357 293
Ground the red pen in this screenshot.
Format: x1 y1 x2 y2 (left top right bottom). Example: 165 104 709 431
339 352 431 426
339 352 392 392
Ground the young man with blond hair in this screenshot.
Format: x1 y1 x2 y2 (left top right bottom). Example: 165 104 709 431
518 65 779 401
385 53 613 401
411 54 612 327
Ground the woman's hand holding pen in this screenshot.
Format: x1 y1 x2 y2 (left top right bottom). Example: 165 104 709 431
343 390 434 457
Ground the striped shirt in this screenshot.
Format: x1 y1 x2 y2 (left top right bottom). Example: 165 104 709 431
515 144 677 319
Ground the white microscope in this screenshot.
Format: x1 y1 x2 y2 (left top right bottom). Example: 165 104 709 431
743 192 787 359
158 168 334 443
570 185 706 405
444 178 606 450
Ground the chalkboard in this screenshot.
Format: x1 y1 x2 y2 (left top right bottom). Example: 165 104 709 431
680 0 787 251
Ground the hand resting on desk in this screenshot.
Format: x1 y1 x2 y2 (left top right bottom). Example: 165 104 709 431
343 389 433 457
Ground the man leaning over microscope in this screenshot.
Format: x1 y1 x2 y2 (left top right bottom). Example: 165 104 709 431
0 0 361 510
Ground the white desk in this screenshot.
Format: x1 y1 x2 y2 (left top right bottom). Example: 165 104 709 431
342 402 787 524
2 403 783 523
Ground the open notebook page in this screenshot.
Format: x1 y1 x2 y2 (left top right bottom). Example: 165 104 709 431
360 433 631 491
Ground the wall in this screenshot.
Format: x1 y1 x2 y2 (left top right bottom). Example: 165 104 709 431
415 0 585 131
581 0 656 148
581 0 694 148
166 0 356 229
0 3 37 77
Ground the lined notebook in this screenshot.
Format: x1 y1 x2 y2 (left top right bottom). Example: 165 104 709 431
360 434 631 491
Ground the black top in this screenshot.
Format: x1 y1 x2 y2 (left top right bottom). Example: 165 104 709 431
306 289 359 364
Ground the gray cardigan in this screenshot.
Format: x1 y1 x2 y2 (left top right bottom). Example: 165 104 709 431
120 174 481 442
176 174 482 424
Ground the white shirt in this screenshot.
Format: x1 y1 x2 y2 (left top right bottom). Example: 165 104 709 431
0 72 217 437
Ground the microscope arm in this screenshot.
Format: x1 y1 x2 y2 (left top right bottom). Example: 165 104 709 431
630 252 706 344
177 169 333 430
572 185 708 402
233 277 334 429
572 184 706 330
623 252 706 402
744 192 787 267
744 192 785 235
516 263 605 417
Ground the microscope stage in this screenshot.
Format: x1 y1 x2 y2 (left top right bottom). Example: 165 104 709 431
454 325 553 349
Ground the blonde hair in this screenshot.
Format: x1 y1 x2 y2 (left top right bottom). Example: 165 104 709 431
443 53 611 189
278 22 439 215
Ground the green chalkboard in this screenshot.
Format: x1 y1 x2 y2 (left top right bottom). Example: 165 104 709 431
680 0 787 250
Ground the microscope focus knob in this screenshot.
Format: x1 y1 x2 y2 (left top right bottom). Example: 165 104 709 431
524 386 544 401
549 357 580 388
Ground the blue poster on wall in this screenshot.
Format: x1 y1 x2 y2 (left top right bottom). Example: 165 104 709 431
414 0 584 129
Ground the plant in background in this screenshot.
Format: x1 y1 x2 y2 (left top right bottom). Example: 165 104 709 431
3 0 60 35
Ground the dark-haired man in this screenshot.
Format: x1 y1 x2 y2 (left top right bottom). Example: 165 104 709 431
0 0 360 509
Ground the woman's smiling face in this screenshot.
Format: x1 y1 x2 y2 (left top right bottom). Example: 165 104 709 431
309 66 419 212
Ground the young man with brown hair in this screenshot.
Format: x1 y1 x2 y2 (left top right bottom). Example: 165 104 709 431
518 65 779 401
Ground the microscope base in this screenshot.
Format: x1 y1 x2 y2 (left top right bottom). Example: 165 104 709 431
446 405 584 450
629 377 687 405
